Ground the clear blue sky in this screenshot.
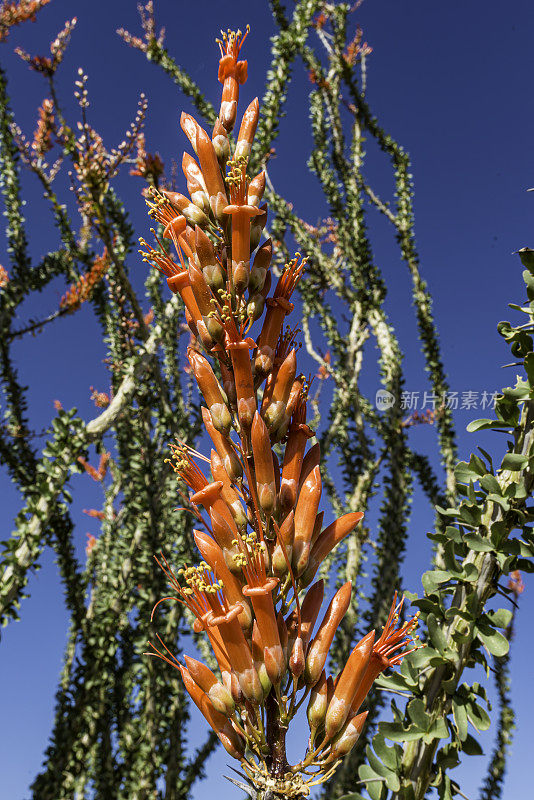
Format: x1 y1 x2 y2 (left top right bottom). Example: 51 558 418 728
0 1 533 798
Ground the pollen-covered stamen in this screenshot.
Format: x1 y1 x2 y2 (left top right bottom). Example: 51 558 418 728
372 592 422 667
217 26 250 66
138 230 186 278
166 441 210 494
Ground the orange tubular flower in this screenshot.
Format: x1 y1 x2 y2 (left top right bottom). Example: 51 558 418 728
183 654 235 715
235 97 259 160
272 509 295 577
305 582 352 686
247 170 266 207
249 237 271 294
350 593 422 715
210 450 247 528
224 157 263 293
201 406 243 482
195 225 225 291
188 348 230 434
225 319 256 430
234 531 284 686
182 151 209 211
217 27 249 132
301 512 365 587
280 394 314 514
193 529 251 630
212 118 231 164
323 711 368 765
325 630 375 739
254 253 306 376
262 348 297 433
178 663 245 759
292 464 322 577
251 411 276 515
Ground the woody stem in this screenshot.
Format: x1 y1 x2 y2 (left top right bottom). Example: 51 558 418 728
265 690 289 778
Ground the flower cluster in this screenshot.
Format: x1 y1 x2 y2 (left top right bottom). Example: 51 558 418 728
60 249 110 311
143 29 420 796
0 0 50 42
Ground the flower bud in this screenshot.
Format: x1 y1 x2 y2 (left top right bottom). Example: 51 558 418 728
307 670 328 732
262 349 297 433
195 225 225 291
182 152 209 211
188 348 231 434
195 125 227 204
212 118 231 164
272 510 295 576
251 621 272 698
201 406 243 482
305 582 352 686
292 465 322 576
248 170 266 207
235 97 259 160
249 238 271 293
323 711 368 764
227 339 256 429
301 513 364 587
250 203 267 251
325 631 374 739
210 450 247 528
289 636 305 678
184 654 235 715
246 292 265 322
251 412 277 515
162 189 210 228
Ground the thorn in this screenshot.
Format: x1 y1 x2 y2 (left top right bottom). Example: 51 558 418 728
223 774 257 798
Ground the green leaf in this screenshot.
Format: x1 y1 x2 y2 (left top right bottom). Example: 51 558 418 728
480 474 501 494
372 734 400 772
463 533 494 552
452 699 468 741
501 453 528 471
485 608 513 629
427 613 448 653
380 720 424 742
476 625 509 657
462 733 484 755
408 698 431 730
422 569 452 593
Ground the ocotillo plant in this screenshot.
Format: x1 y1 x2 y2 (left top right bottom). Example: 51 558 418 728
141 28 421 795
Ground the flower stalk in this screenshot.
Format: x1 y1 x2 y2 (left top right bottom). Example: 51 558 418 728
143 28 421 798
